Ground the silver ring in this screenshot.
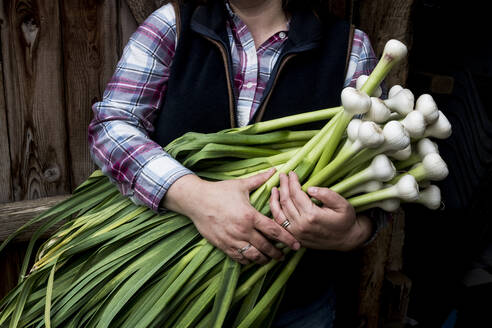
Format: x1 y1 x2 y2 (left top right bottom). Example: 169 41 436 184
238 243 252 255
281 219 291 229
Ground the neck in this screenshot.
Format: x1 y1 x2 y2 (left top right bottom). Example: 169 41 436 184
229 0 287 48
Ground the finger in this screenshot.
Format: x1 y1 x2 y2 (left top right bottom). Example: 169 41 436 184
242 168 276 191
250 231 283 260
253 211 300 251
307 187 349 212
225 247 250 265
270 187 292 230
279 173 301 220
242 245 269 265
288 171 314 213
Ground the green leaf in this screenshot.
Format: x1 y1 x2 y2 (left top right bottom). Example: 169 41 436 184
209 258 241 328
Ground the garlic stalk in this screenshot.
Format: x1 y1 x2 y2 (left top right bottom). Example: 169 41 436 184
356 75 382 97
305 119 384 188
311 120 410 188
356 198 401 212
330 154 395 195
343 180 383 198
348 174 419 207
393 153 449 183
394 137 438 170
358 39 408 96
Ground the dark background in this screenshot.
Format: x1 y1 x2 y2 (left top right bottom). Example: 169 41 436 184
403 0 492 327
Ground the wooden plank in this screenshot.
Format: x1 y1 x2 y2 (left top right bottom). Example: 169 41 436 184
119 0 139 54
125 0 160 25
61 0 100 189
357 223 392 328
100 0 121 93
0 195 69 242
0 0 70 201
0 31 13 203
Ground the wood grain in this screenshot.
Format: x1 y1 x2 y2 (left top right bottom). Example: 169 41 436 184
357 223 392 328
0 195 69 242
125 0 160 24
0 0 70 201
0 29 13 203
61 0 102 189
119 0 139 54
100 0 121 91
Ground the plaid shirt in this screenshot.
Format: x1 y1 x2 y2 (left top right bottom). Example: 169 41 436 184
89 3 378 211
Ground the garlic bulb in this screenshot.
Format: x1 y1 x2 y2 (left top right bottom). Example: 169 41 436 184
424 110 452 139
417 185 441 210
401 110 426 138
357 121 385 148
388 144 412 161
369 154 397 181
382 120 411 152
422 153 449 181
416 138 439 157
341 87 372 116
388 85 404 99
415 94 439 124
394 174 419 201
384 88 415 116
347 119 363 141
364 97 391 123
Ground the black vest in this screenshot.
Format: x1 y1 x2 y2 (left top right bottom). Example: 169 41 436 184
153 1 352 146
152 1 354 313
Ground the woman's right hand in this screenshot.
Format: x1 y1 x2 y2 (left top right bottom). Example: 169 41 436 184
162 169 300 265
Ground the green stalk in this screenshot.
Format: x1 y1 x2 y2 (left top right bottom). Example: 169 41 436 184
394 152 420 170
389 163 426 184
236 248 306 328
229 107 342 135
329 166 373 195
347 187 397 208
249 111 344 210
303 134 360 191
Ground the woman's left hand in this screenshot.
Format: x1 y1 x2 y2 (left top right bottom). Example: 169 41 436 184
269 172 372 251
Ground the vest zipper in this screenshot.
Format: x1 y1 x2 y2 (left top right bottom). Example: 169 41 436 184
203 36 237 128
254 53 297 123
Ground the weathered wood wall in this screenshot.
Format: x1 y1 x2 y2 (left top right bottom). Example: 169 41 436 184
0 0 137 299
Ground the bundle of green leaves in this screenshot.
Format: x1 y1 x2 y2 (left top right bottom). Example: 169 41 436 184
0 39 451 328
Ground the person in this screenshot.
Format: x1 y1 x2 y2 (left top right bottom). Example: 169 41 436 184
88 0 387 326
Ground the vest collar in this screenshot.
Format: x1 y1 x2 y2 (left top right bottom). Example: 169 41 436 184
190 1 324 53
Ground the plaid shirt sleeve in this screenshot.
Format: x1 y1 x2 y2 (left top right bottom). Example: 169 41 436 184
344 29 393 242
88 4 193 212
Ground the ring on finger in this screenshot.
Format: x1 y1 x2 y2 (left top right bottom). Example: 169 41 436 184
237 243 252 255
281 219 291 229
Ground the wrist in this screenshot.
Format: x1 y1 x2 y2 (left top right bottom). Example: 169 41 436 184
161 174 205 216
341 214 373 251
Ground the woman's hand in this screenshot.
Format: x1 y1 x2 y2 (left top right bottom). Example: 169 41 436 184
269 172 372 251
162 169 300 265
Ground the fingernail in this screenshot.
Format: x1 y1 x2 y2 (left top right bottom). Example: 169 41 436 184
308 187 318 194
292 242 301 250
